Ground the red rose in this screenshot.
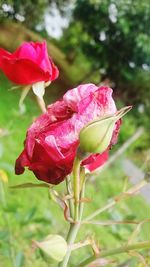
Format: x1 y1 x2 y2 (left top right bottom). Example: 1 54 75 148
0 41 59 85
15 84 121 184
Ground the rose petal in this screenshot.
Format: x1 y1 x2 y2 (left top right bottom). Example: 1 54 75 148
0 41 59 84
15 84 121 184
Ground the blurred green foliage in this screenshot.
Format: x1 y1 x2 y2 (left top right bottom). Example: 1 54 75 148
0 0 70 29
0 2 150 266
73 0 150 80
60 0 150 121
0 0 48 29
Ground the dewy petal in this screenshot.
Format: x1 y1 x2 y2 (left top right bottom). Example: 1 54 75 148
32 81 45 99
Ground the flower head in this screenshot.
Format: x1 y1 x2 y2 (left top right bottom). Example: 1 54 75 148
15 84 121 184
0 41 59 85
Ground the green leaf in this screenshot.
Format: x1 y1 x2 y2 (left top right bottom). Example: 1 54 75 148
22 207 37 225
10 182 51 189
15 252 25 267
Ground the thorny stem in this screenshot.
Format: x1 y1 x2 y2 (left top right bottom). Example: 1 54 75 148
77 241 150 267
58 159 149 267
58 158 85 267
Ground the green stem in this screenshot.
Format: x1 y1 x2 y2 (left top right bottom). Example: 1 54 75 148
66 176 74 219
58 159 86 267
58 222 80 267
85 201 115 221
77 241 150 267
73 157 81 221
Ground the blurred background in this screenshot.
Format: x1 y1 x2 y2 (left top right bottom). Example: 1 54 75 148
0 1 150 266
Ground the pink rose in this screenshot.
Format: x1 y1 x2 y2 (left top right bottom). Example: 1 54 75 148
0 41 59 85
15 84 121 184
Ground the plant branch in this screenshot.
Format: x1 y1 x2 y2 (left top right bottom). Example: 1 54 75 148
58 158 86 267
85 179 148 221
81 219 139 226
73 157 81 221
58 222 80 267
77 241 150 267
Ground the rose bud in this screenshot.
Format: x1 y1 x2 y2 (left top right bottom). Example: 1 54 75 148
0 41 59 98
15 84 123 185
34 235 67 262
79 106 132 154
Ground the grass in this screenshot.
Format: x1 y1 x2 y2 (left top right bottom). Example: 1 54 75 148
0 75 150 267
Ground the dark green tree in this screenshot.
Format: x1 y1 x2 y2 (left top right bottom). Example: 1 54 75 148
61 0 150 93
0 0 71 29
0 0 48 28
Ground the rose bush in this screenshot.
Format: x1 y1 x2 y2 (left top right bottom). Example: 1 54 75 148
0 41 59 85
15 84 121 184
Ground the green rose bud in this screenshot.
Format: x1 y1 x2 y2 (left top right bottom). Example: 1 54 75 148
34 234 67 262
79 106 132 154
